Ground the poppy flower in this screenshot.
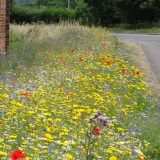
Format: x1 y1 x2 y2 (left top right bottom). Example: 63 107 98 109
22 92 29 97
93 127 100 135
0 120 2 124
136 71 140 75
106 61 112 65
71 49 74 53
10 149 26 160
122 68 126 74
83 51 87 55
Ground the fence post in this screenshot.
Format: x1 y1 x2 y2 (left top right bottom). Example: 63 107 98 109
0 0 10 55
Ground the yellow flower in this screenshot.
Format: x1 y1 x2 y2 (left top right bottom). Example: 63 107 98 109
109 123 114 127
0 151 7 156
33 148 39 152
10 135 17 139
117 127 124 132
66 153 74 159
109 156 117 160
108 132 113 135
106 149 113 154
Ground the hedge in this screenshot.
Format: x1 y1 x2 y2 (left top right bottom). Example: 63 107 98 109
10 5 92 24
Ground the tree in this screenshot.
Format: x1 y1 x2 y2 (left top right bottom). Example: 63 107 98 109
113 0 160 25
84 0 118 26
84 0 160 26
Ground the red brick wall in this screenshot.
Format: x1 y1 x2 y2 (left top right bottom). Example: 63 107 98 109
0 0 9 53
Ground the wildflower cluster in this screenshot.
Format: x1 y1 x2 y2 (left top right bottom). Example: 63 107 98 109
0 26 159 159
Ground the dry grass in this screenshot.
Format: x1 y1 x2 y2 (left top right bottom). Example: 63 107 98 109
10 22 89 42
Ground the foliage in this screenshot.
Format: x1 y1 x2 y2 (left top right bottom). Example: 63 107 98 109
10 5 76 24
75 0 93 25
83 0 119 26
84 0 160 26
113 0 160 24
11 0 160 27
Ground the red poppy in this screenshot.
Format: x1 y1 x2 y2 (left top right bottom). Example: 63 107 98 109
136 71 140 75
10 149 26 160
83 51 87 55
22 92 29 97
0 120 2 125
122 68 126 74
106 61 112 65
93 127 100 135
39 51 42 54
71 49 74 53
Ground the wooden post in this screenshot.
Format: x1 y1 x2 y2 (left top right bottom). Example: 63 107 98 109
0 0 10 55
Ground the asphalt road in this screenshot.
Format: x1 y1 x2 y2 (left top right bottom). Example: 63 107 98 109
113 33 160 82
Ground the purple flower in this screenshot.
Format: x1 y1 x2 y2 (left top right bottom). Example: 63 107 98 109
98 116 104 121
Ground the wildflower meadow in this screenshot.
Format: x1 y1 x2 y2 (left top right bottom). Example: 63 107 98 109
0 22 160 160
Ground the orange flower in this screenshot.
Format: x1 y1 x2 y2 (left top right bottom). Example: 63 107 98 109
122 68 126 74
59 57 64 62
11 78 16 83
60 83 64 87
79 57 83 61
102 44 105 49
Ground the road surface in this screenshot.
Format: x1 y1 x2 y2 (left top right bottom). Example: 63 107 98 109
113 33 160 82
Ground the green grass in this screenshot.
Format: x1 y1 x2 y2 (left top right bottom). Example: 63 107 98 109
0 22 159 160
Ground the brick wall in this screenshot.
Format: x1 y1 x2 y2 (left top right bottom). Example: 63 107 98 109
0 0 9 54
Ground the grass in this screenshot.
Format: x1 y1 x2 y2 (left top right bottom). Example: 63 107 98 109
0 22 160 160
